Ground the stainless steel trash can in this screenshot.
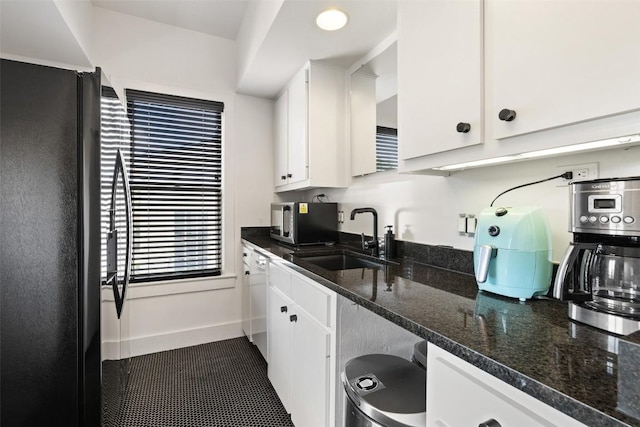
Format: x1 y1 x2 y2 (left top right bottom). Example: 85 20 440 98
342 354 426 427
412 340 428 370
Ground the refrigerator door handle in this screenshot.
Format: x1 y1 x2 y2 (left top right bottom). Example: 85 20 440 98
107 148 132 319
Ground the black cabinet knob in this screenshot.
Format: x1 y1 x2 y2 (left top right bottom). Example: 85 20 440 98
479 419 502 427
498 109 516 121
456 122 471 133
280 306 287 313
244 271 250 275
289 314 298 322
287 173 292 178
243 253 247 257
281 175 287 180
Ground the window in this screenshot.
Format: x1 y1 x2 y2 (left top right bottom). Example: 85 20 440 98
376 126 398 171
100 88 224 283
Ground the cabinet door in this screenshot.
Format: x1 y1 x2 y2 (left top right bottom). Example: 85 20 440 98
274 91 288 187
490 0 640 139
350 71 377 176
290 308 331 427
267 286 293 412
398 0 483 160
427 344 586 427
286 68 309 185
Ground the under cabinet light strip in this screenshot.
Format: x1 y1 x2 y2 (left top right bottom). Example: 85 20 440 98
432 134 640 171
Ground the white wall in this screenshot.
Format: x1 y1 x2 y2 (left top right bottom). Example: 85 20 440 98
377 94 397 129
0 0 92 69
53 0 94 63
312 145 640 263
92 7 274 359
234 94 276 227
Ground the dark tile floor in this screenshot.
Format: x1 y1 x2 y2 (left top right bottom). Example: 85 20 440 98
102 337 294 427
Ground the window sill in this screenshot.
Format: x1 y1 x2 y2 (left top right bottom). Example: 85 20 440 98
101 273 237 301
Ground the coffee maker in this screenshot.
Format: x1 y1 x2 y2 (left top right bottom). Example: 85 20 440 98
554 177 640 335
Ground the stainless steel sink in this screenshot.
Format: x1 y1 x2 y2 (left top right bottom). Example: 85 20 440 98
298 253 386 271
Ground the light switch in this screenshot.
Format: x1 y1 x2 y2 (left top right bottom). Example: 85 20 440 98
458 214 467 233
466 216 477 235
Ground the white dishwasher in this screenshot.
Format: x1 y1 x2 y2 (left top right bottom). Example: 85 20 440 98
250 250 268 360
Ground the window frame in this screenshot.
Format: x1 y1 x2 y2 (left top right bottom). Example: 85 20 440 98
100 87 225 284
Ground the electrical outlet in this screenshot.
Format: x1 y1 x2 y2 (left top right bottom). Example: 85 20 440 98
555 162 599 186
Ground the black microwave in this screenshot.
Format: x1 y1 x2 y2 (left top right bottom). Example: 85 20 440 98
270 202 338 245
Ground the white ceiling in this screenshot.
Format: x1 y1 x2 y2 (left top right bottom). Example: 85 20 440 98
93 0 398 98
0 0 397 98
236 0 397 97
92 0 249 40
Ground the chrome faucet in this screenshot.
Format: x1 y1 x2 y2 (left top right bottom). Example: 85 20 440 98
350 207 379 257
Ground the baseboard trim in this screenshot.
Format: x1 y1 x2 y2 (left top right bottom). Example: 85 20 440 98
102 321 244 360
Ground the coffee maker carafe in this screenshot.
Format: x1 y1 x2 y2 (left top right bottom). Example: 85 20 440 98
554 177 640 335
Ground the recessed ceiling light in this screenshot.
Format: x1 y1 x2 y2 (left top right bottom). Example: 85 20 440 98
316 9 349 31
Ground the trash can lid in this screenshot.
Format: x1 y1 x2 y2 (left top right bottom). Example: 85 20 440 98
343 354 426 427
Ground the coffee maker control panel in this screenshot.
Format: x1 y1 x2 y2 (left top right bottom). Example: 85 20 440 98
571 177 640 236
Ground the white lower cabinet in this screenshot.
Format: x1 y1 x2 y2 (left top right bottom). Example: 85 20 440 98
290 308 331 427
268 285 293 411
426 344 586 427
267 261 337 427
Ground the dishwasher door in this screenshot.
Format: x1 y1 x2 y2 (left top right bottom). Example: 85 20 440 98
250 251 268 360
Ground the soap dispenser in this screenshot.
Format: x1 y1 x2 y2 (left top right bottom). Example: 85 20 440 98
384 225 396 259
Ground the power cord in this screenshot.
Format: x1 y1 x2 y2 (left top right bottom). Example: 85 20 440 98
312 193 328 203
490 171 573 207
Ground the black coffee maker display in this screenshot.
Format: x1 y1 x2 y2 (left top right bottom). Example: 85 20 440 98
554 177 640 335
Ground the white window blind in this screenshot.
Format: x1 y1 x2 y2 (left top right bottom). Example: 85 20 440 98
376 126 398 171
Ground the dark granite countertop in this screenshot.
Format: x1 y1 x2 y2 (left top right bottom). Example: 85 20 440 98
241 231 640 427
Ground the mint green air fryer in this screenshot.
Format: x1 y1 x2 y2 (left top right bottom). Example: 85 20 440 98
473 206 552 301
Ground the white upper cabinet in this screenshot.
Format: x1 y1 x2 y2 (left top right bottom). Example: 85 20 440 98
286 69 309 186
398 0 483 160
350 71 378 176
273 61 347 192
274 69 309 188
397 0 640 173
274 91 290 187
489 0 640 140
349 37 398 177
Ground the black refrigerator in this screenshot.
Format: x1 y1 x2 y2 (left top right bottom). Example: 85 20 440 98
1 59 102 426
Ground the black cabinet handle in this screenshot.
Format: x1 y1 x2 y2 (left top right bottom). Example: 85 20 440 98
280 306 287 313
281 175 287 180
287 173 292 178
456 122 471 133
289 314 297 322
243 253 247 257
479 419 502 427
498 109 516 122
244 271 250 275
